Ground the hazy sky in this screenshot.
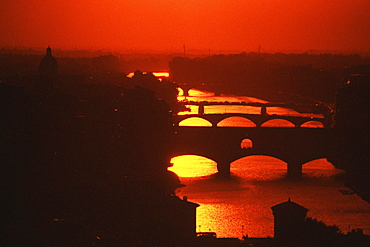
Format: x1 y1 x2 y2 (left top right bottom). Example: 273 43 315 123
1 0 369 53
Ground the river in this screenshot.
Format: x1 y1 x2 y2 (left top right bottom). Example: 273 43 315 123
168 89 370 239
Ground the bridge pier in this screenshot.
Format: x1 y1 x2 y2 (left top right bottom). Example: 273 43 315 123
261 106 267 116
217 161 231 177
287 163 302 179
198 104 205 115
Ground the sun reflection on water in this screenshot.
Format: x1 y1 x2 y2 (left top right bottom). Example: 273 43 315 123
231 156 288 180
178 117 212 127
169 155 218 178
169 89 369 238
173 156 358 238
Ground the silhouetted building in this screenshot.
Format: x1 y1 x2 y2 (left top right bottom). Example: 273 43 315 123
335 73 370 130
0 52 201 246
39 46 58 77
38 46 58 91
271 198 308 246
334 70 370 202
146 196 200 246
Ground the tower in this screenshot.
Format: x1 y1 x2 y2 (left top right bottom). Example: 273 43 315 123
39 46 58 77
271 198 308 245
38 46 58 91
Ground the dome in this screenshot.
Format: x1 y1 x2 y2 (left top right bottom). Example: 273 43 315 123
39 46 58 77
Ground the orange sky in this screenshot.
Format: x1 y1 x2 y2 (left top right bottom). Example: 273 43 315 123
1 0 369 53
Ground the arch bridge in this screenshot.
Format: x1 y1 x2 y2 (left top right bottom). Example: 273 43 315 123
170 126 335 178
174 113 326 128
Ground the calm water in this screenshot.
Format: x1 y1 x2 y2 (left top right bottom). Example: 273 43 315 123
168 89 370 238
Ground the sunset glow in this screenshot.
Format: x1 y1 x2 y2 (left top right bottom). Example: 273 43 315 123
1 0 369 53
2 0 370 244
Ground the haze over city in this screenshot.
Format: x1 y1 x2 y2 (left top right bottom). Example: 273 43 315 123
1 0 369 53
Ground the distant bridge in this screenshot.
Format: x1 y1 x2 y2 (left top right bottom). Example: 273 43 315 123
182 100 322 109
174 113 326 128
170 98 334 178
177 100 331 127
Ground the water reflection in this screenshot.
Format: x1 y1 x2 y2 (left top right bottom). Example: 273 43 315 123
170 89 369 238
303 158 345 177
261 119 295 127
172 156 369 238
178 88 215 97
217 116 256 127
178 117 212 127
177 89 324 120
240 139 253 149
231 156 287 180
301 120 324 128
169 155 218 178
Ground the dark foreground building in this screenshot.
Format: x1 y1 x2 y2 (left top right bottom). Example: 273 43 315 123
333 69 370 202
1 48 199 246
271 198 309 245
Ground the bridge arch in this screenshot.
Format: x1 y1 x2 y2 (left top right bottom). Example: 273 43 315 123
230 155 288 180
302 158 344 177
261 119 296 127
300 121 324 128
240 138 253 149
178 117 212 127
217 116 257 127
169 154 218 177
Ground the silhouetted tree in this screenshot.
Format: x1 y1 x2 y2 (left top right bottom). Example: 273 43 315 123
300 217 343 246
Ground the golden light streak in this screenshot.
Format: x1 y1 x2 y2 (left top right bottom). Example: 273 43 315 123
126 71 169 78
179 117 212 127
177 87 184 96
169 155 218 178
